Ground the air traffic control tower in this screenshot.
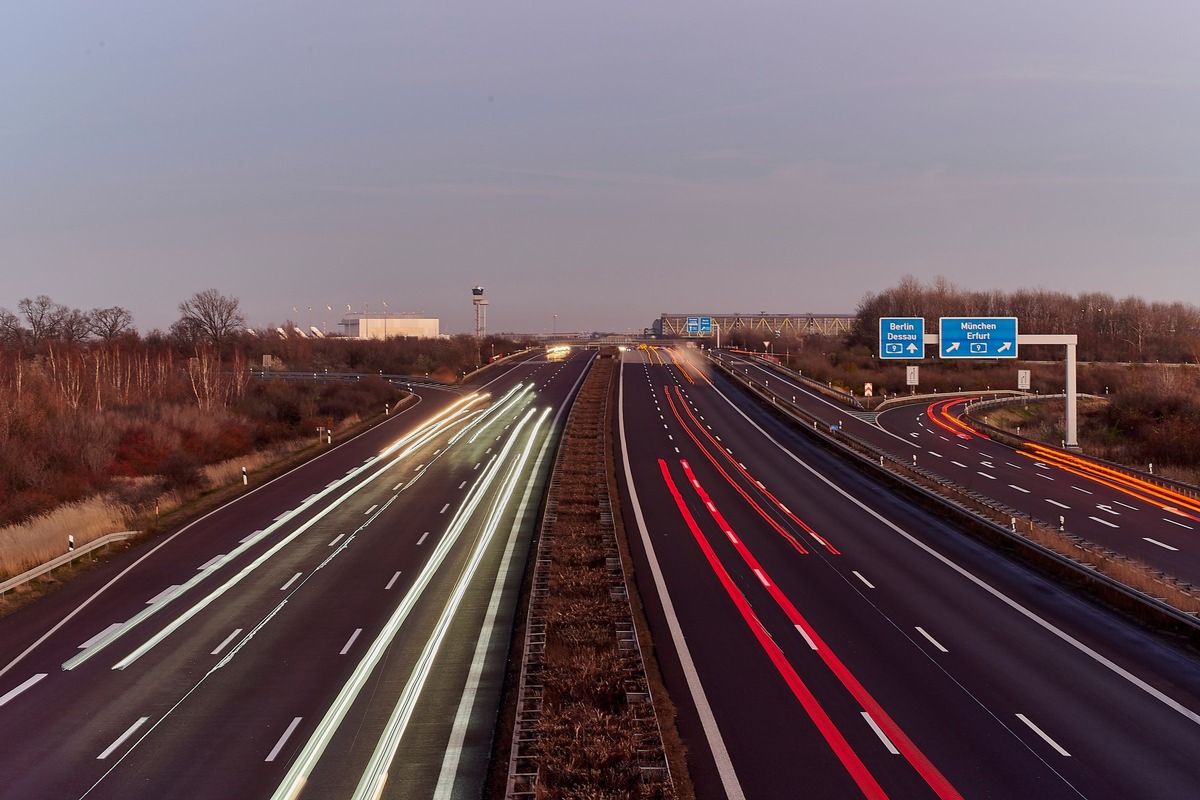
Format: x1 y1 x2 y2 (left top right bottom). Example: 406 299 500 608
472 286 488 338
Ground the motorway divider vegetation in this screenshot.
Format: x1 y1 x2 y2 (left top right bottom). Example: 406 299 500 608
496 349 687 799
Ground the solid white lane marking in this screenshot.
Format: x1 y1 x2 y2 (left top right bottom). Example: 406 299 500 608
440 503 450 514
98 716 150 760
1017 714 1070 756
852 571 875 589
145 585 180 605
280 573 302 591
197 555 224 570
340 628 363 655
862 712 900 754
417 531 430 546
915 627 948 653
1164 518 1194 530
328 534 345 547
977 471 997 480
211 628 243 655
385 571 401 590
1046 499 1070 509
795 625 818 650
1144 538 1179 551
79 623 123 649
364 505 378 515
1088 516 1119 529
1009 484 1031 493
265 717 303 762
0 673 46 707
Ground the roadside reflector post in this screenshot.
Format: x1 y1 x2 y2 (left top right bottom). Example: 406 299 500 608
68 534 74 552
242 466 248 486
1011 517 1016 532
1059 515 1066 532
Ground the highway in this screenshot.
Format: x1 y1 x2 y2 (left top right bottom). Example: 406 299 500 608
619 346 1200 798
718 351 1200 586
0 348 594 800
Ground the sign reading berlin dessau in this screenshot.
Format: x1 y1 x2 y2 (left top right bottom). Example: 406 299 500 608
879 317 925 359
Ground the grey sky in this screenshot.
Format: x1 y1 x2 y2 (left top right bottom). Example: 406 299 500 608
3 1 1198 335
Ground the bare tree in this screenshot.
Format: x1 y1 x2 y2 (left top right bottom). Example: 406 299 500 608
57 308 93 344
177 289 245 348
89 306 135 341
0 308 23 346
18 295 69 343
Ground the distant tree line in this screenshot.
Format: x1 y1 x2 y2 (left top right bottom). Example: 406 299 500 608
0 288 533 527
850 276 1200 363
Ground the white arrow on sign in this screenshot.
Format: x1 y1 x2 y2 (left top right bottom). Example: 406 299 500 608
997 342 1013 353
906 343 919 353
946 342 961 353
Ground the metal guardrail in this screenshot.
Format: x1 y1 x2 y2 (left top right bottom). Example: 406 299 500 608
0 531 138 595
706 354 1200 636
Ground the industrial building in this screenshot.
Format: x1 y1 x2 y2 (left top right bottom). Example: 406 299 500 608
339 315 440 339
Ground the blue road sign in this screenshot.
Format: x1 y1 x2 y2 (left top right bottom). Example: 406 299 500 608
699 316 713 334
939 317 1018 359
879 317 925 359
686 316 701 334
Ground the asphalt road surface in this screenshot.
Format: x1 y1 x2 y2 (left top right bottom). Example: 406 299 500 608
619 346 1200 799
0 348 593 800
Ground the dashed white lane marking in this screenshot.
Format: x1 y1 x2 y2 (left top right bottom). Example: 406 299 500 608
0 673 47 707
1046 499 1071 509
915 627 948 653
79 623 123 649
340 628 363 655
862 712 900 754
1009 485 1030 493
280 573 302 591
1088 517 1119 529
417 531 430 546
265 717 303 762
795 625 818 650
98 716 150 760
1144 538 1179 551
385 571 402 590
1017 714 1070 756
211 628 243 655
852 571 875 589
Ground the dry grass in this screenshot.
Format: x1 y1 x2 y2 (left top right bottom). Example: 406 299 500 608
0 498 128 579
0 434 317 582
